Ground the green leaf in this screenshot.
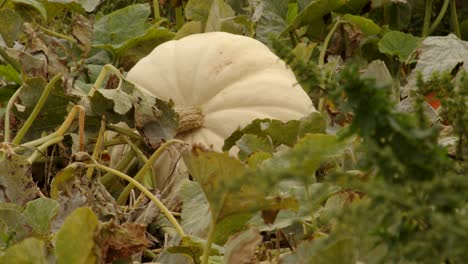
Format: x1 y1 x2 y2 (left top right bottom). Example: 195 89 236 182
205 0 236 32
98 89 133 115
89 87 134 125
291 42 317 63
53 0 101 12
180 180 211 238
258 134 345 185
378 30 420 62
342 14 381 36
236 134 274 160
283 0 347 34
246 151 272 169
55 207 99 264
180 180 251 245
223 112 326 152
92 4 175 56
336 0 370 14
0 147 39 205
255 0 289 45
0 204 30 246
133 89 178 148
185 0 213 21
0 237 47 264
0 64 21 84
362 60 393 88
285 3 298 24
175 21 204 39
23 198 60 235
93 4 150 47
0 9 23 47
184 148 299 221
11 0 48 20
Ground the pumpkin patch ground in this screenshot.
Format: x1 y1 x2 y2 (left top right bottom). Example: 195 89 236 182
0 1 467 264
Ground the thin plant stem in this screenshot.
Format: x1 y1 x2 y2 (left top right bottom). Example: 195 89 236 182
14 105 85 151
27 135 64 163
55 105 86 136
427 0 450 36
16 133 56 150
117 139 186 205
201 219 217 264
88 64 124 96
4 85 23 142
122 137 148 165
153 0 161 21
319 20 341 67
37 24 77 43
422 0 433 36
13 74 62 145
100 148 136 186
106 124 141 140
86 117 106 179
175 6 184 30
450 0 461 38
87 162 186 238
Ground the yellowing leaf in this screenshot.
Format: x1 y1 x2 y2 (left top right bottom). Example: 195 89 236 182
55 207 99 264
0 237 47 264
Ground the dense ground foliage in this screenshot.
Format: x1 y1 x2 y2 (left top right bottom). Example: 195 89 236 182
0 0 467 263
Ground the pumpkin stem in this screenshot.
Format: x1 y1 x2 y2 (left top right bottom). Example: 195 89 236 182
174 105 204 134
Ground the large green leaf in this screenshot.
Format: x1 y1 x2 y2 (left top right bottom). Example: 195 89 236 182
257 134 345 185
55 207 99 264
378 30 421 62
179 180 252 245
255 0 289 45
93 4 174 56
93 4 150 48
223 112 326 152
184 148 298 222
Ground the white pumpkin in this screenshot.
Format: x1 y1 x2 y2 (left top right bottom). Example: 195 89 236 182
117 32 316 194
127 32 316 152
